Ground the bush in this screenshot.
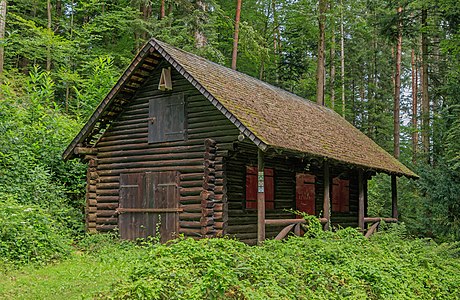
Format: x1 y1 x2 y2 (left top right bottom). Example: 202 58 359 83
0 196 72 265
106 225 460 299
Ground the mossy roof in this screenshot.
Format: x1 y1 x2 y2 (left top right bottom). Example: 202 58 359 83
63 39 417 178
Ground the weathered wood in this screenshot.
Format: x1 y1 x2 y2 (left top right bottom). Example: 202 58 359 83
117 208 183 213
274 224 296 240
391 175 398 219
358 169 365 230
257 148 265 245
365 221 380 238
364 217 398 223
265 218 328 226
75 147 98 155
323 160 330 230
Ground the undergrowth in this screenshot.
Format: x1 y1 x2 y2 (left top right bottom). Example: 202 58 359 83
101 222 460 300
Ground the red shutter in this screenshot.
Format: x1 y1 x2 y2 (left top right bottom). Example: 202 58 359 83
264 169 274 210
296 174 316 215
332 177 350 213
245 167 275 210
245 166 257 209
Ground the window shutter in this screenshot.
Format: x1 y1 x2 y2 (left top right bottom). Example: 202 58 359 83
332 177 350 213
148 94 185 143
296 173 316 215
245 167 275 210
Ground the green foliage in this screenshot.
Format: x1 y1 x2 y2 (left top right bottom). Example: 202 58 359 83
0 197 72 265
104 230 460 300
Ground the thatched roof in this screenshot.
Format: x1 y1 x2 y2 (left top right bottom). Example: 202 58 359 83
63 39 417 178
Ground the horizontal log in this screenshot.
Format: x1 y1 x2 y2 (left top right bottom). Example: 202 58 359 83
96 224 117 232
117 208 183 213
97 165 203 176
96 217 118 224
97 158 204 170
98 151 203 164
265 218 328 226
96 196 119 203
75 147 98 155
364 217 398 223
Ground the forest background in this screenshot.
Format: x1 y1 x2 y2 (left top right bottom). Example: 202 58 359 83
0 0 460 265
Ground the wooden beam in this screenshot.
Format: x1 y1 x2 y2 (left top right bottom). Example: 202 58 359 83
358 169 365 230
323 160 330 230
391 175 398 219
74 147 98 155
265 218 328 226
257 148 265 245
364 217 397 223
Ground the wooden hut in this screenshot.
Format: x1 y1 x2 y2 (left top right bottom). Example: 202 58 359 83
63 39 417 245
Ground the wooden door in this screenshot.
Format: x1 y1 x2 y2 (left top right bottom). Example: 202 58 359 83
296 173 316 215
119 171 180 242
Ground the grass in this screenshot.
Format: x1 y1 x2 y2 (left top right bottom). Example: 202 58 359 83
0 236 144 300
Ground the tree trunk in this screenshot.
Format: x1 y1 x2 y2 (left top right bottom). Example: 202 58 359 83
316 0 327 105
340 0 345 116
421 9 430 161
393 6 403 159
272 0 280 84
46 0 52 71
160 0 165 19
231 0 242 70
0 0 6 76
329 2 335 109
194 0 207 48
411 48 418 163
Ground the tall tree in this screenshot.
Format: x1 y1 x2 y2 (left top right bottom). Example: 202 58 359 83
421 8 430 161
329 2 335 109
316 0 327 105
231 0 242 70
46 0 52 71
194 0 207 48
393 6 403 159
0 0 5 76
340 0 345 116
411 48 418 163
160 0 165 19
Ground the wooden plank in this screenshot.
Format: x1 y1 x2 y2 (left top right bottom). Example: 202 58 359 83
365 221 380 238
257 148 265 245
117 208 183 213
358 170 365 230
323 161 330 230
274 224 296 240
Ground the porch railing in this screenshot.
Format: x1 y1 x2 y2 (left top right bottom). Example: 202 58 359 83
267 217 398 240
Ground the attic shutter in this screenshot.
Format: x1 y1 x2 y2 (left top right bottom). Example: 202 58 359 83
148 94 185 143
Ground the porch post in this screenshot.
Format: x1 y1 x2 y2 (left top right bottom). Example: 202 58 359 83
257 148 265 245
358 169 365 230
391 175 398 219
323 160 330 230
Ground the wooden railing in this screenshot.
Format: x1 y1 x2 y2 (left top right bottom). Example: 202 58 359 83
265 218 328 240
364 217 398 238
267 217 398 240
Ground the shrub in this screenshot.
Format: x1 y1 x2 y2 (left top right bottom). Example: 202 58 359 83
106 226 460 299
0 196 72 265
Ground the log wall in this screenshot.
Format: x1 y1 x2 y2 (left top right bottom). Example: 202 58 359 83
89 60 239 238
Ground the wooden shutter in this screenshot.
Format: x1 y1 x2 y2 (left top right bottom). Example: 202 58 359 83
296 173 316 215
245 166 274 210
332 177 350 213
119 171 179 242
148 94 185 143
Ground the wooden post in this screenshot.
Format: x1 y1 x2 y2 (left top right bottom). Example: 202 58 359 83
358 169 365 230
391 175 398 219
323 160 330 230
257 148 265 245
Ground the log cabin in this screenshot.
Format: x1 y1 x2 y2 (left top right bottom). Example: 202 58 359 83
63 39 418 245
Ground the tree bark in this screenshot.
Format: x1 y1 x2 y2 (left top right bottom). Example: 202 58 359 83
411 48 418 163
421 9 430 161
316 0 327 105
160 0 165 19
393 6 403 160
46 0 52 71
231 0 242 70
340 0 345 116
194 0 207 48
329 2 335 109
272 0 280 83
0 0 6 76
